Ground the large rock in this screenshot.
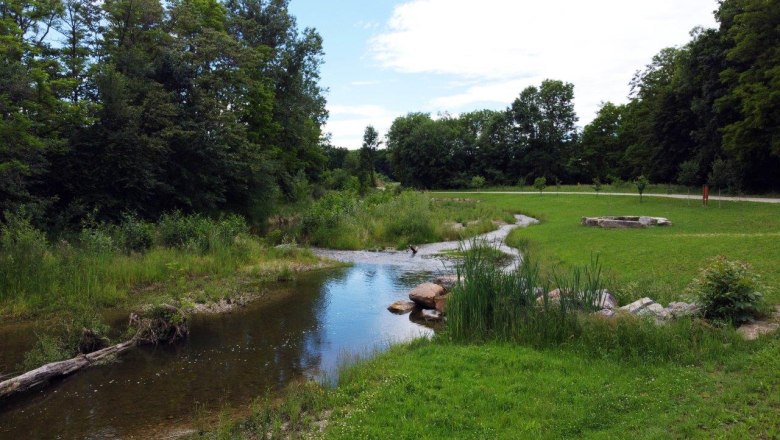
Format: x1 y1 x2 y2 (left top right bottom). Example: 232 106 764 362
636 302 668 320
597 308 616 318
620 297 655 314
388 300 416 314
536 288 562 306
737 305 780 340
665 302 700 318
593 290 618 309
582 216 673 228
600 219 644 228
434 295 448 313
409 282 445 309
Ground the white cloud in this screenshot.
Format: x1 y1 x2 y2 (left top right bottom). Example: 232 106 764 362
324 105 399 149
371 0 718 123
349 80 382 87
355 20 380 30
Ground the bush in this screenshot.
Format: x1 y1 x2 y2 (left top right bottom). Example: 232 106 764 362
687 256 765 325
158 212 248 253
0 214 52 302
469 175 486 189
533 176 547 193
79 226 117 254
119 213 154 253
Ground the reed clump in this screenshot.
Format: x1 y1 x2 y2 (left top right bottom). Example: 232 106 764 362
446 241 744 364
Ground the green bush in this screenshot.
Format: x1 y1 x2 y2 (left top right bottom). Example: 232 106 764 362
469 175 486 189
533 176 547 193
119 214 155 253
79 226 117 254
0 214 52 302
158 212 248 253
687 256 765 325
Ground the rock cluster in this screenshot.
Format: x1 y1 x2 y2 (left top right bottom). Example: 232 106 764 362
387 275 459 322
581 216 672 228
535 289 618 311
609 297 700 321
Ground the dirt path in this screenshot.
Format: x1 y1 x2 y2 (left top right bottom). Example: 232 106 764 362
433 191 780 204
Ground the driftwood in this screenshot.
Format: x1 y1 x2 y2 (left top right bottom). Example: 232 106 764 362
0 338 137 399
0 304 189 400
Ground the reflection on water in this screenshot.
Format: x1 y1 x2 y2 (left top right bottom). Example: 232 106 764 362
0 264 433 439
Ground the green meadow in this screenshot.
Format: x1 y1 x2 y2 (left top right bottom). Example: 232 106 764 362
440 192 780 304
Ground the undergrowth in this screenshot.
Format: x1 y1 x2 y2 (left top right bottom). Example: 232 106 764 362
296 190 513 249
0 212 321 319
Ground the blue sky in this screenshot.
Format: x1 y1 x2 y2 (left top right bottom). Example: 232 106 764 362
289 0 719 149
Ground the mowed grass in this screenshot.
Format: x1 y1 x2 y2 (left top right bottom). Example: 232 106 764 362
325 337 780 440
437 193 780 304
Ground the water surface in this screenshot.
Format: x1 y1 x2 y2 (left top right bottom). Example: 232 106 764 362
0 214 538 438
0 264 433 439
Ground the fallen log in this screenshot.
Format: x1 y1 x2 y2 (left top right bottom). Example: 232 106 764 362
0 338 137 399
0 304 189 400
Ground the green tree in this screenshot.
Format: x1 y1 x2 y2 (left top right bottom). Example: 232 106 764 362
509 80 578 183
635 175 649 203
591 177 602 196
677 159 699 204
533 176 547 195
359 125 380 189
579 102 625 180
0 0 71 217
717 0 780 191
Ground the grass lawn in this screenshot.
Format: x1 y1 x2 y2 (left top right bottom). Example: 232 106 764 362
437 192 780 304
326 337 780 439
200 335 780 440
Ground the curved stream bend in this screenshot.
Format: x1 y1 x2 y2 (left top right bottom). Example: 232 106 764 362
312 214 539 272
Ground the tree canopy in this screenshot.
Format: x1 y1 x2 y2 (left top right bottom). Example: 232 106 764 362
0 0 327 228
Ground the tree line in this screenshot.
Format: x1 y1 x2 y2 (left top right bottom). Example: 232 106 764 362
385 0 779 193
1 0 326 229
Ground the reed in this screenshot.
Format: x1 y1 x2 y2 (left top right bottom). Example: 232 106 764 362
446 241 745 364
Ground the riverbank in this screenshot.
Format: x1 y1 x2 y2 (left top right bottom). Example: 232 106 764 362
188 193 780 439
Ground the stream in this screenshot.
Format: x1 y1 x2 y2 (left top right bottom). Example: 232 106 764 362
0 215 536 439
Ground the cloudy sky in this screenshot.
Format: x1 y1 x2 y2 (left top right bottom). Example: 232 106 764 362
289 0 719 149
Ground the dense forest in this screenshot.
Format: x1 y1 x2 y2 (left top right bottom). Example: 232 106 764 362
385 0 780 193
1 0 326 229
1 0 778 232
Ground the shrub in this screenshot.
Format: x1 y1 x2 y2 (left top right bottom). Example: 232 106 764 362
0 214 52 302
635 175 649 202
119 213 155 253
79 226 117 254
533 176 547 194
158 212 248 253
687 256 765 325
469 175 486 189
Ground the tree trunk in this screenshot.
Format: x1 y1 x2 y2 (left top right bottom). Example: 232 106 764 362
0 338 137 400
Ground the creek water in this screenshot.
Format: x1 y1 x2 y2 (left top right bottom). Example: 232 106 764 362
0 265 441 439
0 214 537 439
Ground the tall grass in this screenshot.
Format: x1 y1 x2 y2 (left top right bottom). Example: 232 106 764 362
298 190 514 249
446 242 745 364
0 213 263 318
